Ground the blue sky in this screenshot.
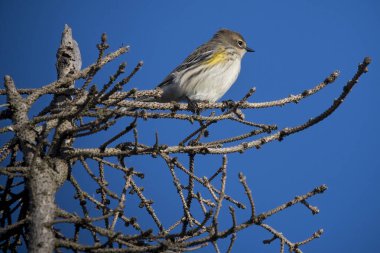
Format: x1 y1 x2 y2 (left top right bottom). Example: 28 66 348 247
1 0 379 252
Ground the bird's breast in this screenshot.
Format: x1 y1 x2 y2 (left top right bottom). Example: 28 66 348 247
180 58 241 102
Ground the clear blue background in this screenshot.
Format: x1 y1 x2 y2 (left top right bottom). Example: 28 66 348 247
1 1 379 252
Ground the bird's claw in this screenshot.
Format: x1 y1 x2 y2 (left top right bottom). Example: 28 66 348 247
221 99 236 111
186 97 203 114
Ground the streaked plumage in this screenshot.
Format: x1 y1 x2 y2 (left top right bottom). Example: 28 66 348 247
151 29 254 103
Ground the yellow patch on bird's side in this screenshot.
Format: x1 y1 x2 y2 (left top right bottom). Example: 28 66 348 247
206 50 227 66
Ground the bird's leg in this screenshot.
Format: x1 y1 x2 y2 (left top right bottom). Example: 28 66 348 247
221 99 236 112
185 96 204 115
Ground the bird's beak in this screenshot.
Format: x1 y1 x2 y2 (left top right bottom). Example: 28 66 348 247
245 46 255 52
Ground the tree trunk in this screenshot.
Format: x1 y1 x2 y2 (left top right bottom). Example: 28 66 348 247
26 24 81 253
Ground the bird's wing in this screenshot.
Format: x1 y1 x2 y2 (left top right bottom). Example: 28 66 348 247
158 43 216 88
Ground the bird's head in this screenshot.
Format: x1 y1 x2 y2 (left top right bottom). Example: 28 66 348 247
213 29 254 57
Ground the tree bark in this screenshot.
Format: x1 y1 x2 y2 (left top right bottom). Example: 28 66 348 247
26 24 81 253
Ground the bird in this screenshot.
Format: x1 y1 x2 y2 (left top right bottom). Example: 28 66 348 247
143 29 254 104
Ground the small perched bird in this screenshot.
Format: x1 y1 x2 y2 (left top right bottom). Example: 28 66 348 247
147 29 254 103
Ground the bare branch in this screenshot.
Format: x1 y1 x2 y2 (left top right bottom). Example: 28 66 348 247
0 23 371 252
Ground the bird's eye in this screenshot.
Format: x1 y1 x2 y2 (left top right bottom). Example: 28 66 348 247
237 40 244 48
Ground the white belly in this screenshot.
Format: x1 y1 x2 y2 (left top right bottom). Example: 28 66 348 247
163 59 241 102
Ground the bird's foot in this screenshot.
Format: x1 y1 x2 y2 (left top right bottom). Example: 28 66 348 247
186 97 205 115
221 99 236 111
